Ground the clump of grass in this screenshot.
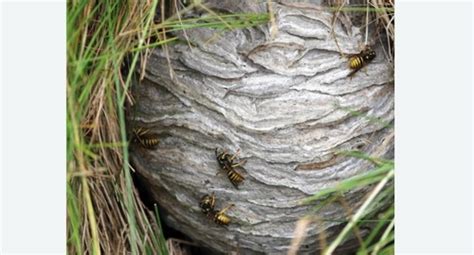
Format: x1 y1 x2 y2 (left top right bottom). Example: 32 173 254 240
67 1 269 254
70 0 395 254
369 0 394 63
300 3 395 251
67 0 168 253
327 0 394 63
153 13 270 31
291 149 394 255
290 104 394 253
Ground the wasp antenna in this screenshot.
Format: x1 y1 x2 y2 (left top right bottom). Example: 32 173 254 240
230 149 240 161
219 204 235 214
232 159 247 168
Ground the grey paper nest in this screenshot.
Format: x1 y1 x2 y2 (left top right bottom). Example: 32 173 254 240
130 2 394 254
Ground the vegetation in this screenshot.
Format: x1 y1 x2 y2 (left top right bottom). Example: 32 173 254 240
67 0 393 254
67 0 268 254
295 149 394 255
289 1 395 252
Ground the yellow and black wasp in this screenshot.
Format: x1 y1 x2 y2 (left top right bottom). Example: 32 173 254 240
132 127 159 149
347 46 376 78
215 148 246 189
199 194 234 226
212 204 234 225
199 193 216 215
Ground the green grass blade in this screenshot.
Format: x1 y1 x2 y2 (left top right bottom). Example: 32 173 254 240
67 182 83 255
323 169 394 255
154 204 169 255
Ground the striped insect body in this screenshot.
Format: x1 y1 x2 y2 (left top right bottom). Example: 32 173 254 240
199 194 234 226
347 46 376 77
226 169 245 189
215 148 246 188
199 193 216 215
132 127 159 149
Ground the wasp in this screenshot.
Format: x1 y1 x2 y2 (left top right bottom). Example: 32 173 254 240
199 194 234 226
226 169 245 189
199 193 216 215
347 46 376 78
132 127 159 149
212 204 235 225
215 148 246 188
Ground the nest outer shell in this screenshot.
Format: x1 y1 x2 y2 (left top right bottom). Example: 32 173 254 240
130 3 394 254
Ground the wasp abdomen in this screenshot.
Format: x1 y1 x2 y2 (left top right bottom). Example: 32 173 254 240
141 136 159 148
214 212 231 225
347 47 376 77
132 127 159 149
213 204 234 225
227 169 245 187
349 55 364 69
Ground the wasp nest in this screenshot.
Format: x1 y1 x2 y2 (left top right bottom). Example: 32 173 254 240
130 2 393 254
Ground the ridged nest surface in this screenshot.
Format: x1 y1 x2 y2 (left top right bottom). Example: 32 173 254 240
130 2 394 254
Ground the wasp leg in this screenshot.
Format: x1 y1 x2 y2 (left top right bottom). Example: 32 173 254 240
229 148 241 161
215 147 228 155
347 67 361 80
218 204 235 214
135 127 149 136
231 159 247 168
221 150 230 160
141 128 150 135
230 179 240 189
135 135 146 146
363 66 369 76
